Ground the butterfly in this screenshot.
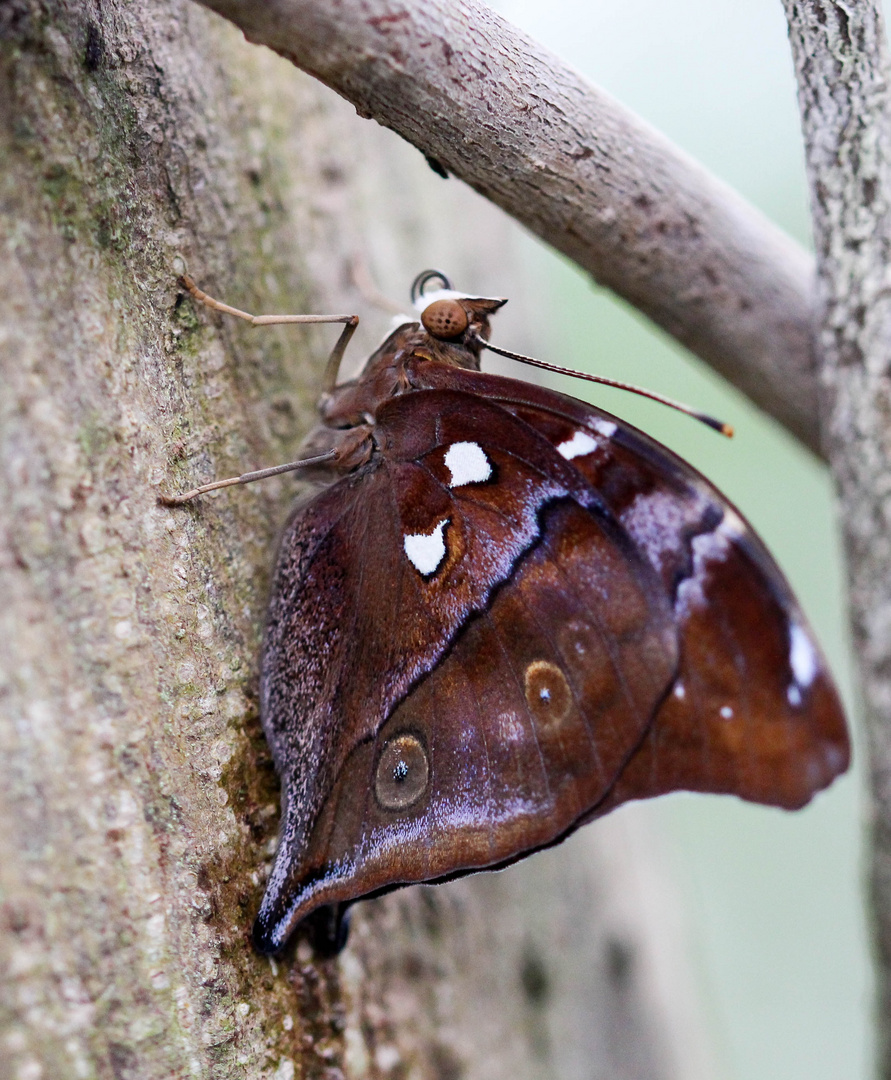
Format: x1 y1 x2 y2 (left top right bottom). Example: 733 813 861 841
165 269 850 956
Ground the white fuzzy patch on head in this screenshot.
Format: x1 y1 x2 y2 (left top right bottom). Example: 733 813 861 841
557 430 598 461
789 623 819 690
444 441 491 487
404 519 448 576
415 288 468 312
592 418 617 438
415 288 502 312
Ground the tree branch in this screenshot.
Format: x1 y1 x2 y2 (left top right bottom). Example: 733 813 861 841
197 0 824 455
782 0 891 1071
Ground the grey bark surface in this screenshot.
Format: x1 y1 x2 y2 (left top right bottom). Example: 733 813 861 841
782 0 890 1073
196 0 825 456
0 3 716 1079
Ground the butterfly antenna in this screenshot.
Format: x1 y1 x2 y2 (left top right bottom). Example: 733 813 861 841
473 335 733 438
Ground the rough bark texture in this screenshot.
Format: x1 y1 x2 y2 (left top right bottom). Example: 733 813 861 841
782 0 891 1072
0 3 716 1078
195 0 825 457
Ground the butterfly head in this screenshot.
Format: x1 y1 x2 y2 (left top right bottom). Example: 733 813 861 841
412 269 507 349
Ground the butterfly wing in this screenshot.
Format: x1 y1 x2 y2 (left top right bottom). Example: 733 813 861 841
414 360 850 814
255 388 679 952
254 360 849 953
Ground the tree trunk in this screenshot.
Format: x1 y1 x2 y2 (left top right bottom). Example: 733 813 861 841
0 3 715 1078
782 2 891 1075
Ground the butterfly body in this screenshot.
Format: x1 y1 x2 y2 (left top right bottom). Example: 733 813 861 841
237 283 849 956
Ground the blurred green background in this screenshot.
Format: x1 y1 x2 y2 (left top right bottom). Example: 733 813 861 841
491 0 872 1076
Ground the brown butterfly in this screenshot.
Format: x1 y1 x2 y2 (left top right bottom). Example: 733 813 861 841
164 269 850 956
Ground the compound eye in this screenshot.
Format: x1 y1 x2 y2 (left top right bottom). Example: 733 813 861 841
421 298 469 340
374 734 430 811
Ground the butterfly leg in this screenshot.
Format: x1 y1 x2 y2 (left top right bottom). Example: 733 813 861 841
160 273 360 505
158 448 338 505
179 273 359 392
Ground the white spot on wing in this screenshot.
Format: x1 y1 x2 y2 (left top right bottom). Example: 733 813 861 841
788 684 803 707
404 519 448 576
624 489 711 580
789 623 819 689
593 418 617 438
444 441 491 486
557 430 598 460
674 510 746 617
676 528 732 615
498 712 524 742
719 507 746 540
673 681 686 700
720 705 734 719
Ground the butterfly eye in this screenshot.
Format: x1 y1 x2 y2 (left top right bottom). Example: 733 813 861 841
375 734 430 810
421 299 470 340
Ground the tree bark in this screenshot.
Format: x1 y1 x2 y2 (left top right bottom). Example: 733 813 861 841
782 0 891 1074
196 0 824 457
0 2 715 1078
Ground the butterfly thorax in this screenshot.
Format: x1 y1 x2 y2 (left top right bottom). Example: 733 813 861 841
301 295 506 474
